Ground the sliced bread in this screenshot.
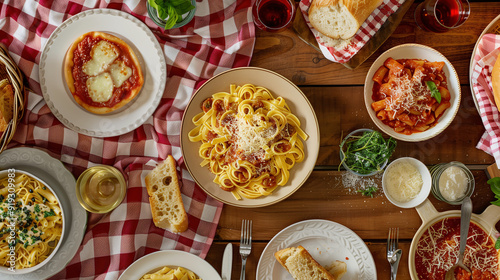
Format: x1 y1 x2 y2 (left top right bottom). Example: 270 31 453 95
145 155 188 233
0 79 14 133
275 246 337 280
308 0 383 39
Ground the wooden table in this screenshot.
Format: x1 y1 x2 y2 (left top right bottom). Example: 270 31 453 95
205 2 500 279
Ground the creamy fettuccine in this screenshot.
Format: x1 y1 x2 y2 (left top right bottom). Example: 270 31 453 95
0 173 63 269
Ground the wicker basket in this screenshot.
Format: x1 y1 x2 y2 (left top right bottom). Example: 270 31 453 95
0 44 25 154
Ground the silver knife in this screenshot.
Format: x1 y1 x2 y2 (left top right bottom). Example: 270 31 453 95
221 243 233 280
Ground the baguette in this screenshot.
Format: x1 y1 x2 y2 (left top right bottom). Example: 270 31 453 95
0 79 14 133
275 246 337 280
145 155 188 233
308 0 384 40
491 52 500 111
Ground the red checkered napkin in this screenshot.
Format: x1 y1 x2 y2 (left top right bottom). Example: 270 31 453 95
299 0 405 63
472 34 500 168
0 0 255 279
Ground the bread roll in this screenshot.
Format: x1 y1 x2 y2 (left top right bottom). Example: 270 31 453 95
145 155 188 233
309 0 384 39
0 79 14 133
491 52 500 111
275 246 337 280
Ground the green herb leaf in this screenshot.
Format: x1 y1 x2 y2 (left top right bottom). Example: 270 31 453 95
496 238 500 250
43 209 55 218
148 0 195 29
339 130 397 175
358 186 378 198
426 81 441 103
487 177 500 206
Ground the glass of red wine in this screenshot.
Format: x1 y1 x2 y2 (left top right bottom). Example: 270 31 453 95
253 0 296 32
414 0 470 33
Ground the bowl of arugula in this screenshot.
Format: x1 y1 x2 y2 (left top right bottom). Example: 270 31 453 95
147 0 196 30
339 128 397 176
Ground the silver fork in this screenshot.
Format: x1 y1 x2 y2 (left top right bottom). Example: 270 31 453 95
239 219 252 280
387 228 402 280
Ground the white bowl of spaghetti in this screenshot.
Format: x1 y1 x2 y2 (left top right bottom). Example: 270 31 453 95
0 169 65 274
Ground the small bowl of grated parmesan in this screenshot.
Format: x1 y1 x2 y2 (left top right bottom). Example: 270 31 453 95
382 157 432 208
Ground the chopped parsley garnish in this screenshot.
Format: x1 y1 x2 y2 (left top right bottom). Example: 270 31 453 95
43 209 55 218
34 204 40 213
358 186 379 198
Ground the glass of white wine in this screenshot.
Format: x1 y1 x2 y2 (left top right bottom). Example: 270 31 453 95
76 165 126 213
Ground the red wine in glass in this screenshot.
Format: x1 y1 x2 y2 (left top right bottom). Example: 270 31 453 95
415 0 470 33
253 0 295 32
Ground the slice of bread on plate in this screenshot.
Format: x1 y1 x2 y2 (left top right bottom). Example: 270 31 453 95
0 79 14 133
275 246 337 280
145 155 188 233
308 0 384 40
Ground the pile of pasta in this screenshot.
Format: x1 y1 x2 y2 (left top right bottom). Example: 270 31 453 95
370 57 451 135
140 266 201 280
188 84 308 200
0 172 63 269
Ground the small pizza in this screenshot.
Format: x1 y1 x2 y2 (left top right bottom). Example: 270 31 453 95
63 31 144 114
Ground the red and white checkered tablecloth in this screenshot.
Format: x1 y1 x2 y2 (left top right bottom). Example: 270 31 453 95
0 0 255 279
299 0 405 64
471 34 500 168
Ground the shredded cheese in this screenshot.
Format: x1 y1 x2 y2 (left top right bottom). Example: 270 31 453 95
384 160 423 202
416 218 499 278
385 75 432 120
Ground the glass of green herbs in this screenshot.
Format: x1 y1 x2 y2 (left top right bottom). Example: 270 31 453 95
339 129 397 176
147 0 196 30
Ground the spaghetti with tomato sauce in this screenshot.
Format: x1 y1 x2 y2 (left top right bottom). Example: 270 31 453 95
415 217 499 280
188 84 308 200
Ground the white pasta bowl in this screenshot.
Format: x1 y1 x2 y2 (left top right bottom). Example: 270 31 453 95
0 169 65 274
364 44 461 142
382 157 431 208
180 67 320 208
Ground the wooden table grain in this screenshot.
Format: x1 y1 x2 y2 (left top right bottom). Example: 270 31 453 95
205 2 500 279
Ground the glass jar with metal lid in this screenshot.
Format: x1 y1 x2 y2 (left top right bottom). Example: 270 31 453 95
429 161 474 205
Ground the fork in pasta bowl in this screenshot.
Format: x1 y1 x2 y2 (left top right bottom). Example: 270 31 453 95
0 169 65 274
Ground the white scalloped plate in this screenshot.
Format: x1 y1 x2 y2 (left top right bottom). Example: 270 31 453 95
0 147 87 279
39 9 166 137
256 219 377 280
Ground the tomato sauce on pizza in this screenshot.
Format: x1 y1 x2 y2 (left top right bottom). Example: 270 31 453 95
64 32 144 114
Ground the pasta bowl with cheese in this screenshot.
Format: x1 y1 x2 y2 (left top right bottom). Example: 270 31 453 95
364 44 461 142
180 67 320 208
0 169 65 274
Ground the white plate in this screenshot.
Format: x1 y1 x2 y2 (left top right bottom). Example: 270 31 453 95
469 14 500 113
39 9 166 137
256 219 377 280
364 44 461 142
180 67 320 208
118 250 221 280
0 147 87 279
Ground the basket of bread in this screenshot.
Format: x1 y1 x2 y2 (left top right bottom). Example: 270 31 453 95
0 44 25 154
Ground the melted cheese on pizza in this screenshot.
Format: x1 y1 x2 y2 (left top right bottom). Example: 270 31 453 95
87 72 114 102
109 60 132 87
81 40 137 103
83 41 119 77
